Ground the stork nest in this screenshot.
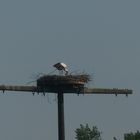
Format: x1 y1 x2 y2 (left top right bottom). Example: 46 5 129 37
37 74 91 86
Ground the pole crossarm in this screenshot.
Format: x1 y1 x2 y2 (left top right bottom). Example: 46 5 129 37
0 85 37 92
84 88 132 95
0 85 132 95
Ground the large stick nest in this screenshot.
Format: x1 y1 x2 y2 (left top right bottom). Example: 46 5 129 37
37 74 91 86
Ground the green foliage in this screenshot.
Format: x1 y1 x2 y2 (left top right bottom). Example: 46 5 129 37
75 124 102 140
124 131 140 140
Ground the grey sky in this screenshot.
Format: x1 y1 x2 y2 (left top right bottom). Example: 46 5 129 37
0 0 139 140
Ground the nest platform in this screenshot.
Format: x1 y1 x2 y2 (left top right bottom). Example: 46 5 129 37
37 74 91 93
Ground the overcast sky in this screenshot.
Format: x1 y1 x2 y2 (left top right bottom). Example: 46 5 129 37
0 0 139 140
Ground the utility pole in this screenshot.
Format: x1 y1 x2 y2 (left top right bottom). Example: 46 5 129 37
0 63 133 140
58 92 65 140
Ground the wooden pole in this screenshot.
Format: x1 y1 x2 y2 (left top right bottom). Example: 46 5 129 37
58 92 65 140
